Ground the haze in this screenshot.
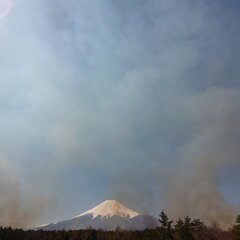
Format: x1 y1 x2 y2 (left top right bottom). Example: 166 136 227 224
0 0 240 228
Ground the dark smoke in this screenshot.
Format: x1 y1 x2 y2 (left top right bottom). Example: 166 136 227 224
1 0 240 229
0 159 51 228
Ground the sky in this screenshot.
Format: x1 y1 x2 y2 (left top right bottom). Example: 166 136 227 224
0 0 240 228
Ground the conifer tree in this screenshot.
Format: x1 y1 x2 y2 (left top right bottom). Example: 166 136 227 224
233 215 240 240
158 210 174 240
174 216 205 240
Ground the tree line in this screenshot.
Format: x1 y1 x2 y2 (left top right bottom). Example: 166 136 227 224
0 211 240 240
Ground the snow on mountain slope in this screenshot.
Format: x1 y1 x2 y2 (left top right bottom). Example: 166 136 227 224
73 200 140 219
35 200 158 231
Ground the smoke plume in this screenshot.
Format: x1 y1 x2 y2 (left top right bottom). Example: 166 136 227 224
0 0 240 228
164 88 240 227
0 157 52 228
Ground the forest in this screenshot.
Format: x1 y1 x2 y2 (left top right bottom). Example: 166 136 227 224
1 212 240 240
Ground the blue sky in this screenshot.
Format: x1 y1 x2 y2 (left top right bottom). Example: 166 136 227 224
0 0 240 228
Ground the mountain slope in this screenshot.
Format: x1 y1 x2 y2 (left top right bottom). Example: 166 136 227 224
36 200 158 231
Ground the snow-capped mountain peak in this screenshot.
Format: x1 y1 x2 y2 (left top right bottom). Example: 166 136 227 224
75 200 140 219
35 200 158 231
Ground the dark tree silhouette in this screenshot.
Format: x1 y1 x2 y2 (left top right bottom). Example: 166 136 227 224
174 216 206 240
158 210 174 240
233 215 240 240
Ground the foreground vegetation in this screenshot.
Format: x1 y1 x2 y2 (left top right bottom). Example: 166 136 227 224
1 212 240 240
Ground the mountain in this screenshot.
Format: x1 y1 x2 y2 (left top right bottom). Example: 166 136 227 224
36 200 158 231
